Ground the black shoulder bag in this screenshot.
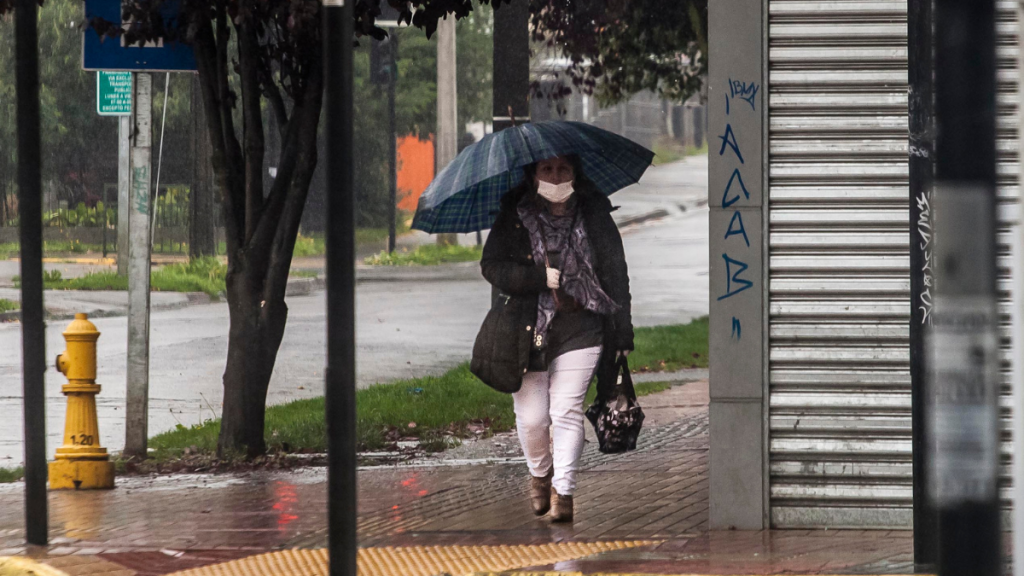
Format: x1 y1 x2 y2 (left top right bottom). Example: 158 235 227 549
586 355 645 454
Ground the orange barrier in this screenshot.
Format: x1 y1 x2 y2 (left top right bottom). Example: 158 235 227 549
397 135 436 212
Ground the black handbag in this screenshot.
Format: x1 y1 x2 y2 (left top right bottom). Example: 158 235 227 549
470 291 529 393
586 355 645 454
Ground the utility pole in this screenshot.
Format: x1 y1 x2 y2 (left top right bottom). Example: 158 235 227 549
124 72 153 459
117 115 131 274
929 0 1000 574
435 15 458 247
323 0 356 574
190 75 216 258
15 0 47 546
492 1 529 133
908 0 936 568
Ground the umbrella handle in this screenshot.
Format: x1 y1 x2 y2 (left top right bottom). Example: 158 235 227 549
508 105 517 127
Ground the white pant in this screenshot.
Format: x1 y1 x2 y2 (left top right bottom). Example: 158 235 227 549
512 345 602 496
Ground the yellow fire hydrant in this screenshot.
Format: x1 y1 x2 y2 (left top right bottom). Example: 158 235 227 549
48 313 114 490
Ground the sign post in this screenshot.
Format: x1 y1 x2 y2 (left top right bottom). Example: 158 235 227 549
96 71 133 275
123 73 153 458
84 0 196 457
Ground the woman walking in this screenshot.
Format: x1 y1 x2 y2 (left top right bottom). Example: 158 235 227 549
473 154 634 522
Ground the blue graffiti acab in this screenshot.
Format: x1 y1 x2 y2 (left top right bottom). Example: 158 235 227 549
725 211 750 247
718 124 744 164
717 254 753 301
722 168 751 208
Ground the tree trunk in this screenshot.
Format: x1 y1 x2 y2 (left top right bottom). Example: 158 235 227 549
217 258 289 458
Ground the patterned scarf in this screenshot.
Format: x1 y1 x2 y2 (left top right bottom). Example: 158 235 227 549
518 195 620 351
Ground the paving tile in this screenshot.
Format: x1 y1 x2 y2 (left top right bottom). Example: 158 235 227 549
0 382 927 574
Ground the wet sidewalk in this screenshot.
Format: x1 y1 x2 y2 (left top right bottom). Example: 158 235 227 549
0 379 914 575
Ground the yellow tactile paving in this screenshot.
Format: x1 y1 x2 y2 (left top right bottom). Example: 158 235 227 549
164 541 659 576
0 557 70 576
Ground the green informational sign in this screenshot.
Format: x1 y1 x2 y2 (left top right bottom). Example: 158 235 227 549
96 71 132 116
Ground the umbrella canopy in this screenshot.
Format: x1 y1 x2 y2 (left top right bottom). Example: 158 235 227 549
412 121 655 234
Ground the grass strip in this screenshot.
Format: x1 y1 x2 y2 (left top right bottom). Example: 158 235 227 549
630 317 708 372
149 367 673 458
148 319 707 459
0 467 23 484
289 270 320 279
364 243 483 266
652 137 708 166
0 299 17 314
15 257 228 297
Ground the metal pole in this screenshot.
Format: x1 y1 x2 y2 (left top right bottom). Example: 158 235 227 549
908 0 937 567
324 1 356 574
929 0 1000 574
103 183 109 258
490 2 528 303
124 73 154 459
387 36 398 254
117 114 131 275
151 72 171 250
15 0 47 546
491 1 529 133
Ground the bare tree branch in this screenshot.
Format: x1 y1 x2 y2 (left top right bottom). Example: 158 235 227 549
191 14 243 255
264 61 323 307
236 18 266 246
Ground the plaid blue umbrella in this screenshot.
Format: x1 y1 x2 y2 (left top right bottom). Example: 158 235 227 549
412 121 655 234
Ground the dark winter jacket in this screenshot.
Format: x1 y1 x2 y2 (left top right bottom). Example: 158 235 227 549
470 182 634 394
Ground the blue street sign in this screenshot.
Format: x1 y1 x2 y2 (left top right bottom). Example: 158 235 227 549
82 0 197 72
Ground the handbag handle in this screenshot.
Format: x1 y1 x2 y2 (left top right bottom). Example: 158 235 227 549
536 222 561 307
616 355 637 400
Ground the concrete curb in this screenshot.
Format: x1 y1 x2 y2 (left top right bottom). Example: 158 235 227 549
356 261 482 284
286 276 326 297
615 208 670 228
0 277 323 321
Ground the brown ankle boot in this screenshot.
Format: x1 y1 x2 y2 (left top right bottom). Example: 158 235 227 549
550 491 574 523
530 472 553 516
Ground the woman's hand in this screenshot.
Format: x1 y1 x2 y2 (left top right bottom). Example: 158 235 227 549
615 350 631 360
546 268 561 289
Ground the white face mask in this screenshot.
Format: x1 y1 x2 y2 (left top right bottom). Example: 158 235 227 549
536 180 575 204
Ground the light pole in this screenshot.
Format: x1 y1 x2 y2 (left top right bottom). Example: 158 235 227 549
15 0 47 546
323 1 357 575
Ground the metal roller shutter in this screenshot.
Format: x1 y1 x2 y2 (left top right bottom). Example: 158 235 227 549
767 0 912 528
995 0 1019 520
768 0 1019 529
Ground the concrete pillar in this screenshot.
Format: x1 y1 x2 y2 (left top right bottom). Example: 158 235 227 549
708 0 766 530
